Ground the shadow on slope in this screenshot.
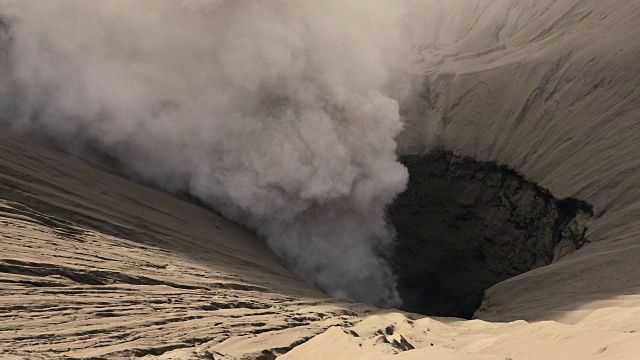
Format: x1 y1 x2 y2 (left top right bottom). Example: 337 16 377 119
0 131 323 300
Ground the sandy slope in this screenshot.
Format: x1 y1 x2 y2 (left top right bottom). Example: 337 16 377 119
3 0 640 359
0 131 369 359
400 0 640 324
281 311 640 360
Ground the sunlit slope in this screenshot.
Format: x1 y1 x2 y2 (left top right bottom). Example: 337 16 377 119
404 0 640 321
0 132 365 359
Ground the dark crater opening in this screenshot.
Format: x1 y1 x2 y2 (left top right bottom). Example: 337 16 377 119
386 150 593 319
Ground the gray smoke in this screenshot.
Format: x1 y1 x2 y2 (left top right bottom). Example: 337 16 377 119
2 0 415 307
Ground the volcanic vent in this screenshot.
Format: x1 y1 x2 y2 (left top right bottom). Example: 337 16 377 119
387 150 593 319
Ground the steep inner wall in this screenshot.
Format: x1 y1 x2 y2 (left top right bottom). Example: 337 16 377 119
387 150 593 318
393 0 640 322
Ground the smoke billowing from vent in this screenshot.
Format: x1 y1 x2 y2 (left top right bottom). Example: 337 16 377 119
2 1 414 306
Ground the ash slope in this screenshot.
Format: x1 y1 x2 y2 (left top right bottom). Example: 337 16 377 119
0 132 368 359
401 0 640 323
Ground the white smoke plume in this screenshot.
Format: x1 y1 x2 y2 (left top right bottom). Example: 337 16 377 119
2 0 413 306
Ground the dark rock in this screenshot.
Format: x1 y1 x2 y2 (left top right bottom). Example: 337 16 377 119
387 150 593 319
392 335 415 351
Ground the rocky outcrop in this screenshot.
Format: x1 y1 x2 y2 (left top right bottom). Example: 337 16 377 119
387 150 593 319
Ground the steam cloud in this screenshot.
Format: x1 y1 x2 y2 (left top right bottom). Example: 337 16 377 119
2 0 414 307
